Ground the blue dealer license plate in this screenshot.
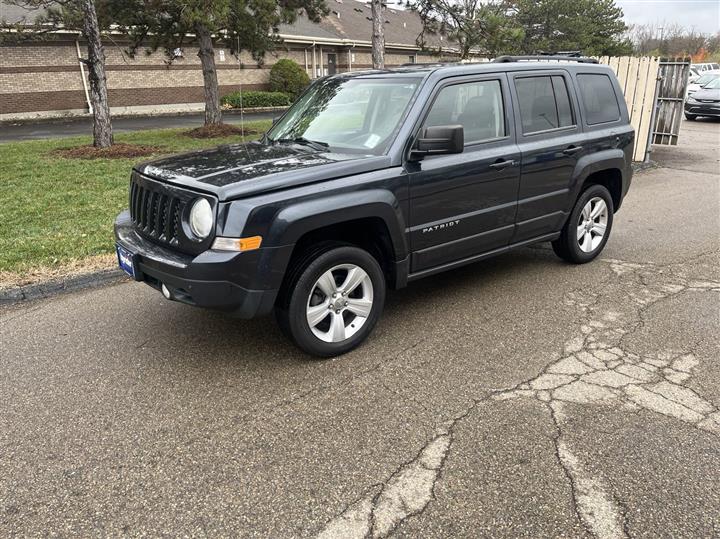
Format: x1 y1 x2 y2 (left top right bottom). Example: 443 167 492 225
116 244 135 278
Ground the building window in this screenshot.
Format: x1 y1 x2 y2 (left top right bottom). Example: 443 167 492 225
408 55 416 64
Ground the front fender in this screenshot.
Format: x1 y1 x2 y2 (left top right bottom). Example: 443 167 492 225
269 189 409 260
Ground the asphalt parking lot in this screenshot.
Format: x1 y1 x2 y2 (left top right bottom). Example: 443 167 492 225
1 119 719 537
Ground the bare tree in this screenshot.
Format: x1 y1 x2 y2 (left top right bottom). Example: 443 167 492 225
7 0 113 147
628 22 719 58
409 0 522 60
370 0 385 69
79 0 112 147
112 0 327 128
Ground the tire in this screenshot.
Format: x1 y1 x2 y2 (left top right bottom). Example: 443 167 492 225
685 114 697 121
552 184 614 264
275 243 386 358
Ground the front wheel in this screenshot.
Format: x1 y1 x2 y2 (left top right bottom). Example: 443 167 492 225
552 184 614 264
684 113 697 121
275 245 386 358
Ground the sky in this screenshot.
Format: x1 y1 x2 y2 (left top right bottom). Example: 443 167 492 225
616 0 720 34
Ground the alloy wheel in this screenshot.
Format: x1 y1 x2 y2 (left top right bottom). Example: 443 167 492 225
577 196 609 253
306 264 374 343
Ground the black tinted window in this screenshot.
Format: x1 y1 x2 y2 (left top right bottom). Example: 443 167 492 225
424 80 505 144
577 74 621 124
515 76 558 133
552 76 574 127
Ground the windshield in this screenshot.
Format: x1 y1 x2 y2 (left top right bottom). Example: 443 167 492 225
704 77 720 89
267 77 421 154
696 74 718 86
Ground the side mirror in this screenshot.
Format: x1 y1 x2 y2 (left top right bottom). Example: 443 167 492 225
412 125 464 159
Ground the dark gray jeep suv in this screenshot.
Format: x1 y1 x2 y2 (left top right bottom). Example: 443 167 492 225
115 56 634 357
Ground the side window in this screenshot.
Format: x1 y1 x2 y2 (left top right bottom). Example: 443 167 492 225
424 80 505 144
577 74 621 125
552 76 574 127
515 75 575 134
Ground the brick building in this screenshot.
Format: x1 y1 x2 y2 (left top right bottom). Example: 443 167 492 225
0 0 463 120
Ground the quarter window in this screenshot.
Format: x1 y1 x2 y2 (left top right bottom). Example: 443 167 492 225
424 80 505 144
577 74 621 125
515 75 575 134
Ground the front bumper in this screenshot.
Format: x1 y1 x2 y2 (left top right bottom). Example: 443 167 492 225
114 211 291 318
685 101 720 117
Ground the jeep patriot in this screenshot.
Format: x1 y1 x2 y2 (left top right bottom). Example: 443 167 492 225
115 56 634 357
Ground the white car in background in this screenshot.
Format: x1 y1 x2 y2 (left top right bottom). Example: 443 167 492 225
687 73 720 96
689 63 720 84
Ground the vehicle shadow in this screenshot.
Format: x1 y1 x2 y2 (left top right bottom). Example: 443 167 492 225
131 244 563 367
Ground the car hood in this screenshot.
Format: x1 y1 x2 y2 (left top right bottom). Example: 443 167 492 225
134 141 391 201
690 88 720 101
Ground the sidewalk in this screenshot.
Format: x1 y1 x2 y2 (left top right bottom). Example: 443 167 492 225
0 110 278 142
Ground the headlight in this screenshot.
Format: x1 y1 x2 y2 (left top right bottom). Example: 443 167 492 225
686 96 698 103
189 198 213 239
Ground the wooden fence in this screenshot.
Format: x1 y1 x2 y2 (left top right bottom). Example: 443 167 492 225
652 58 692 146
598 56 660 162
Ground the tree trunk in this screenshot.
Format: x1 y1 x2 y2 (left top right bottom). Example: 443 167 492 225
80 0 112 148
196 24 222 126
370 0 385 69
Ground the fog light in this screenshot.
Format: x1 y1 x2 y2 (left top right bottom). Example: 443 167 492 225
161 283 172 299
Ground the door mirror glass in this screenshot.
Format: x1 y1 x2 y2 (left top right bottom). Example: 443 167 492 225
414 125 464 156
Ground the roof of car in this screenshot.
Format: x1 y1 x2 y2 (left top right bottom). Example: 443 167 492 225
333 59 612 80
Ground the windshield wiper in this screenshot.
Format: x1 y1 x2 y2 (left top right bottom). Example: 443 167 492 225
275 137 329 151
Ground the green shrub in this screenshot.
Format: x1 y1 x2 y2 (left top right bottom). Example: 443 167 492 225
221 90 293 109
268 59 310 97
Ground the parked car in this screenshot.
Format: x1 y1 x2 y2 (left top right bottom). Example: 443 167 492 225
692 62 720 74
687 73 720 95
685 77 720 120
689 64 720 84
115 56 634 357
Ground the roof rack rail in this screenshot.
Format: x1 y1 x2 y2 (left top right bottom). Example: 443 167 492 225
493 55 599 64
399 62 454 67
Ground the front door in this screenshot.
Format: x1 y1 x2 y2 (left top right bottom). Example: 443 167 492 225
327 54 337 76
407 74 520 273
509 71 586 242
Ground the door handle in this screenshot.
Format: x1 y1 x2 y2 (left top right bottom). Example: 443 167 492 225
562 146 583 155
489 159 516 170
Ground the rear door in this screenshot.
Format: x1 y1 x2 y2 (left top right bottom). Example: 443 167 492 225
509 70 586 242
407 73 520 273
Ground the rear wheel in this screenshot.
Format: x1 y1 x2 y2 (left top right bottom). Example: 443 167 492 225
275 244 385 358
552 184 614 264
685 113 698 120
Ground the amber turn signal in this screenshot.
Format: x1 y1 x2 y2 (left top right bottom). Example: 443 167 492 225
211 236 263 252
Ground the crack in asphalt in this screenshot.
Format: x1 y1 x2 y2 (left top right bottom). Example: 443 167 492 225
316 256 719 538
491 258 719 537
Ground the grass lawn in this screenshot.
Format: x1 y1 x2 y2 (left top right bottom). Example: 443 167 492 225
0 120 271 276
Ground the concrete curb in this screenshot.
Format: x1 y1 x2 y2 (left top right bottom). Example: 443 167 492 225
0 268 127 306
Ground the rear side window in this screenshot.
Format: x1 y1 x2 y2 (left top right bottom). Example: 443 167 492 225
577 74 621 125
514 75 575 134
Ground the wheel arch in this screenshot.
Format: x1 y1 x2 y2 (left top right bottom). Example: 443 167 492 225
571 150 628 212
269 190 409 289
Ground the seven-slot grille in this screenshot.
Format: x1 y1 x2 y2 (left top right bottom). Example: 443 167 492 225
129 177 184 245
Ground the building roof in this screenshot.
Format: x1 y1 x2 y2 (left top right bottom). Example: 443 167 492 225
1 0 449 52
279 0 446 51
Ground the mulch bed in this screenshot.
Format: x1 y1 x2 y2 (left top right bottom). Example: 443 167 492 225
53 143 161 159
183 123 262 139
